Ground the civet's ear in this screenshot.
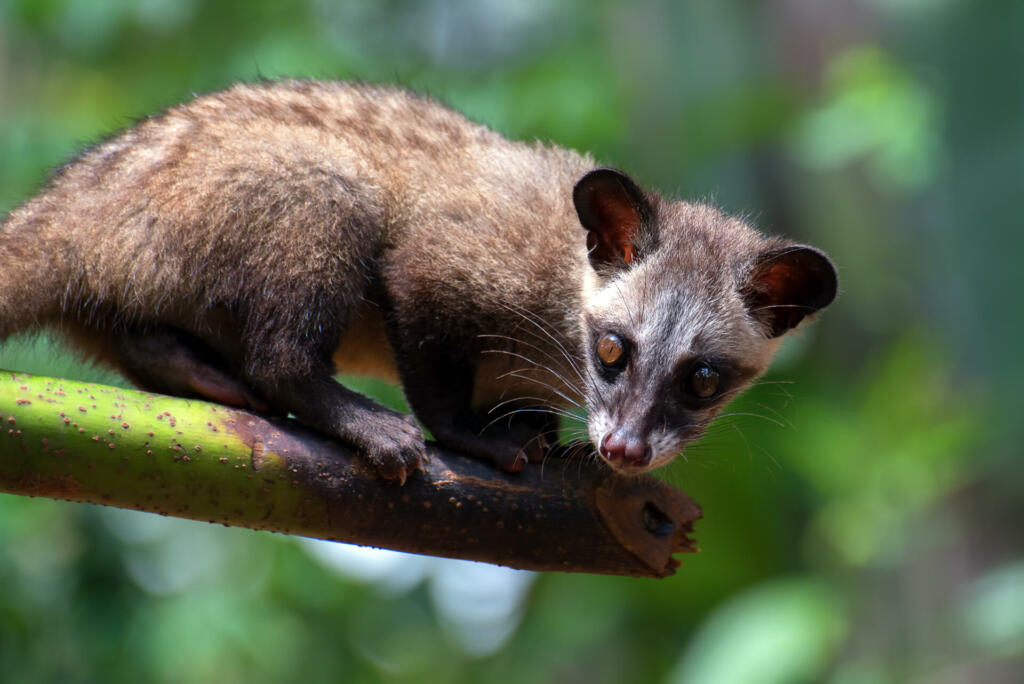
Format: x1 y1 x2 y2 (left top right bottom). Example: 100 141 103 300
573 168 654 272
742 245 837 337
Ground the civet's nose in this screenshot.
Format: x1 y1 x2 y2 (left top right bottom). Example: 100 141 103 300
600 428 651 468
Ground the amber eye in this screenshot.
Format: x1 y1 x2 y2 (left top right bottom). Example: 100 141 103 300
596 333 626 368
686 363 720 399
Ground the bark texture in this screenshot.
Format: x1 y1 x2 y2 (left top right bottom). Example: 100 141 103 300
0 370 701 577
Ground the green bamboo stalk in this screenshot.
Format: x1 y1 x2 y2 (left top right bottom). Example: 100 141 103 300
0 369 701 577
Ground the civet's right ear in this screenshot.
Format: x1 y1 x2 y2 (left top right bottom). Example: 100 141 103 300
573 168 654 273
741 245 838 338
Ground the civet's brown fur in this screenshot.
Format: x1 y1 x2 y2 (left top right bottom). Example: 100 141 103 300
0 80 836 481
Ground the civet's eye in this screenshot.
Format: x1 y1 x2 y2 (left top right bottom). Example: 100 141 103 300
685 363 720 399
596 333 626 368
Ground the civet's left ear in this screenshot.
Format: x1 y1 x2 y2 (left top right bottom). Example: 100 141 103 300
742 245 837 337
573 168 654 272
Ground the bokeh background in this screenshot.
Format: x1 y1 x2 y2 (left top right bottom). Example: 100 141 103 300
1 1 1021 682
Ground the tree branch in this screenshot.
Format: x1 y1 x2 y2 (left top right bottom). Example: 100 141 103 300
0 370 701 577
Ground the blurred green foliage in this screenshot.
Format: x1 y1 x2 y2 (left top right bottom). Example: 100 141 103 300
1 0 1022 682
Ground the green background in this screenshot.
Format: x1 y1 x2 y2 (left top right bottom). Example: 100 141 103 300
1 0 1022 682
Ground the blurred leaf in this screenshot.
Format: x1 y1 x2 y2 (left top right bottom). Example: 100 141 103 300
791 46 942 193
667 577 846 684
789 335 982 565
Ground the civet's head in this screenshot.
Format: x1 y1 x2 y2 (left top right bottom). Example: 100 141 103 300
573 169 837 473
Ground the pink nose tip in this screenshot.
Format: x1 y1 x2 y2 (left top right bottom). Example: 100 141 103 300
600 429 650 467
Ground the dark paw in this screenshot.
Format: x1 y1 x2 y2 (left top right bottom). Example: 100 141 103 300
429 420 552 474
358 412 427 484
490 432 550 473
524 432 550 463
